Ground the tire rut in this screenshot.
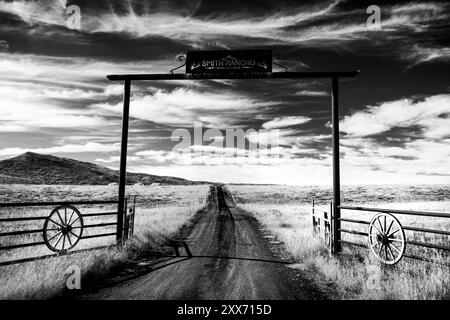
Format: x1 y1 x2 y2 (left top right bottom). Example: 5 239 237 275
75 185 327 300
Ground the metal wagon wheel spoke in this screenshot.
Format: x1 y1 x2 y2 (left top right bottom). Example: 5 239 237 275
53 232 64 249
70 224 83 239
66 209 75 226
56 210 65 225
49 218 64 228
390 243 402 254
387 228 400 238
47 230 62 243
69 223 82 237
384 245 389 261
368 213 406 265
62 233 66 251
372 223 383 236
389 239 403 253
66 233 74 247
43 205 84 253
386 245 395 261
377 217 384 233
371 241 380 248
386 220 394 236
69 216 80 227
378 243 384 256
69 230 81 240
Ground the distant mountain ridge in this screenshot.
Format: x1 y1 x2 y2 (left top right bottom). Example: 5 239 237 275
0 152 205 185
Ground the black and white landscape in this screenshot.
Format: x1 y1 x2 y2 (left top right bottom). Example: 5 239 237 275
0 0 449 303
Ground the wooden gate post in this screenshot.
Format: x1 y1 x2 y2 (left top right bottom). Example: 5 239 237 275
312 198 316 233
123 197 129 242
331 77 342 253
117 79 131 245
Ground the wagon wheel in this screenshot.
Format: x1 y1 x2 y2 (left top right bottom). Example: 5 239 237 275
368 213 406 265
43 205 84 253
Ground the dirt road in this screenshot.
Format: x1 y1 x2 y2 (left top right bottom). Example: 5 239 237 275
79 186 321 300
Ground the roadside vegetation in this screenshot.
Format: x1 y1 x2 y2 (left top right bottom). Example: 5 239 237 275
228 184 450 300
0 184 210 299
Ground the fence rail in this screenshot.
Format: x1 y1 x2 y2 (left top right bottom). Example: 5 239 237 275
334 204 450 265
339 205 450 218
0 196 136 266
311 199 450 266
0 200 119 208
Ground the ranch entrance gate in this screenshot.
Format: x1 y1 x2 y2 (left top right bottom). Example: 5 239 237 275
107 49 358 255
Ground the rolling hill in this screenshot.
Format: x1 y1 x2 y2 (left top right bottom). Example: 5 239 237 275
0 152 205 185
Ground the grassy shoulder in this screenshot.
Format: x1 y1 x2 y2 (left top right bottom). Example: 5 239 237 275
228 186 450 300
0 185 211 299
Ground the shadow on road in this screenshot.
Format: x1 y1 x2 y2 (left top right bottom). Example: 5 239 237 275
73 254 292 298
152 254 292 265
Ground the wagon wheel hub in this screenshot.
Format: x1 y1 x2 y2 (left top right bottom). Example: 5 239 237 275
380 234 391 245
368 212 406 265
61 224 72 235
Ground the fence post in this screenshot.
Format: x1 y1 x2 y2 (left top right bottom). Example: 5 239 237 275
123 197 129 243
331 76 341 254
117 79 131 245
330 201 334 251
312 198 316 234
131 195 136 237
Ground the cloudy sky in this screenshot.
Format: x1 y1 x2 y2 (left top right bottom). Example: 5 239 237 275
0 0 449 185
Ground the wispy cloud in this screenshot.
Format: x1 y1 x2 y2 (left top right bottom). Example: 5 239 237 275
2 1 448 65
0 0 337 40
262 116 312 129
294 90 328 97
340 94 450 139
93 87 280 127
0 83 110 132
0 53 161 83
125 136 450 184
405 45 450 65
340 137 450 181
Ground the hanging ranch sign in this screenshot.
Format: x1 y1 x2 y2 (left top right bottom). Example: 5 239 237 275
186 50 272 74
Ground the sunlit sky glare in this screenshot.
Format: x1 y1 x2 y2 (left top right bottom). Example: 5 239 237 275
0 0 449 185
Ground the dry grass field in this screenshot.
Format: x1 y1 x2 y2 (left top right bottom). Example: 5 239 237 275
227 184 450 300
1 183 448 299
0 184 210 299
